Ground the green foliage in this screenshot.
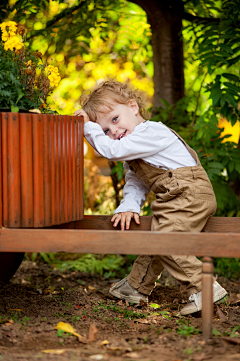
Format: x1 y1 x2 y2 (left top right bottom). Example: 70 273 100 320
176 319 200 336
0 44 39 110
214 258 240 279
213 325 240 337
54 253 125 277
0 30 59 113
98 302 148 320
111 161 124 182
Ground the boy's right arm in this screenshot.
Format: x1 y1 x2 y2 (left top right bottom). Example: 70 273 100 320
112 165 150 231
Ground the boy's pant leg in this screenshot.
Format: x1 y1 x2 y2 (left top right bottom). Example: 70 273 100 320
128 168 217 298
128 254 203 298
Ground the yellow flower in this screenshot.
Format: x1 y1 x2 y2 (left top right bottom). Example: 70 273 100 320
46 65 61 87
46 65 59 74
4 36 23 51
48 72 61 87
0 21 18 41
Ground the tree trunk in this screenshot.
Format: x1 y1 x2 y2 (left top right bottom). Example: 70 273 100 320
130 0 185 115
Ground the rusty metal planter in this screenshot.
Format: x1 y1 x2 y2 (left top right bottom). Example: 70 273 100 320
0 112 84 228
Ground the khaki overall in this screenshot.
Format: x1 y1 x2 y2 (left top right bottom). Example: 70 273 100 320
126 125 217 298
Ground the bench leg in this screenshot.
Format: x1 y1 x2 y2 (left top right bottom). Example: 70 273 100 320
202 256 213 341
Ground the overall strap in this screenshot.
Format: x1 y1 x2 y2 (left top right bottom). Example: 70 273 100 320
165 124 200 165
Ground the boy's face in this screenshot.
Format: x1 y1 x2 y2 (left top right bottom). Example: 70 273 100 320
96 101 144 140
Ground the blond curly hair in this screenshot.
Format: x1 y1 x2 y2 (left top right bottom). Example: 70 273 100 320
80 80 148 121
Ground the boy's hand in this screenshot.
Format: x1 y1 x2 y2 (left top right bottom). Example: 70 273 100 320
111 212 140 231
74 109 90 124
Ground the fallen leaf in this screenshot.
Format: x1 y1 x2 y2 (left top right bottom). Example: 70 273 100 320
216 306 228 322
221 337 240 345
42 349 67 355
124 352 139 358
117 300 123 306
148 312 160 317
134 318 150 324
55 322 82 339
101 340 109 347
125 300 129 307
89 355 104 360
149 303 160 309
88 323 98 342
8 309 23 312
88 286 96 290
21 279 31 284
29 109 41 114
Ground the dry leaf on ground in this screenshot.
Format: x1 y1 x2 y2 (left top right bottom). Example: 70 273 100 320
55 321 87 343
216 306 228 322
101 340 109 347
221 337 240 345
134 318 150 324
124 352 139 358
42 349 67 355
89 355 104 360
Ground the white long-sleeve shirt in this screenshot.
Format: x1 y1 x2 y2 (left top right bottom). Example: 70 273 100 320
84 120 197 214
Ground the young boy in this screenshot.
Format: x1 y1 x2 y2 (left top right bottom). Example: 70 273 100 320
74 80 227 315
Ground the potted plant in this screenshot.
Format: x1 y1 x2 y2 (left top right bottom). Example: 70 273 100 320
0 20 84 229
0 20 61 113
0 21 84 283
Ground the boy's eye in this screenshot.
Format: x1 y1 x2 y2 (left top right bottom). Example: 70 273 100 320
104 129 109 135
112 116 118 123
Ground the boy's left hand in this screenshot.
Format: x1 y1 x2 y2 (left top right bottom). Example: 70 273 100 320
111 212 140 231
74 109 90 124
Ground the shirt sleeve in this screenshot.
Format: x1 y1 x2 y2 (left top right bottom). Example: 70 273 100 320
114 163 150 214
84 121 164 161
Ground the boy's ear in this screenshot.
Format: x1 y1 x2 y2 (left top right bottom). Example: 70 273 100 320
129 99 139 115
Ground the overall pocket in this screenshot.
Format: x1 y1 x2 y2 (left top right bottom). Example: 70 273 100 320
194 185 215 201
156 178 182 202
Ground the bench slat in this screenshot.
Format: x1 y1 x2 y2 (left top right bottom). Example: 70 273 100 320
54 215 240 233
1 228 240 257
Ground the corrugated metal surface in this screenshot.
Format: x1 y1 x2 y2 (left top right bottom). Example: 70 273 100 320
0 112 84 228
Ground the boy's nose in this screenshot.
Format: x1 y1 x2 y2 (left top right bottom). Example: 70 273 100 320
110 127 118 138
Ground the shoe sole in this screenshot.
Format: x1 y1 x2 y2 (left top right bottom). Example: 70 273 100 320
180 289 228 316
109 288 147 304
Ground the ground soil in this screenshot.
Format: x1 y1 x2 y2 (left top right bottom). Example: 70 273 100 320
0 260 240 361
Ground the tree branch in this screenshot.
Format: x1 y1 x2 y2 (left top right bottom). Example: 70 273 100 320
27 0 87 40
183 11 220 23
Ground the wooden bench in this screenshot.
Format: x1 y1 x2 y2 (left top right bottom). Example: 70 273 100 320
1 215 240 340
0 112 239 341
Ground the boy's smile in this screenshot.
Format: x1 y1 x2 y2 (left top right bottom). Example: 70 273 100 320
96 101 145 140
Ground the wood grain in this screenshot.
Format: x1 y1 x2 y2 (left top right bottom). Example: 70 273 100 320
32 114 44 227
53 215 240 233
20 113 33 227
42 114 52 227
1 228 240 257
0 114 1 228
8 113 21 227
1 113 8 227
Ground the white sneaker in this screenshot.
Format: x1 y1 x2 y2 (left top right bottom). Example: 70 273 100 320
180 281 227 316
